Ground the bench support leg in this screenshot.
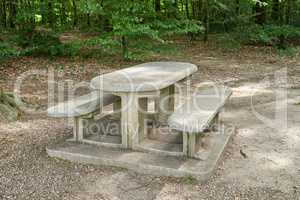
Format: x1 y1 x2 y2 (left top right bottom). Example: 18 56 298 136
113 100 122 118
183 132 196 158
157 85 175 125
73 117 84 142
211 112 220 132
73 115 94 142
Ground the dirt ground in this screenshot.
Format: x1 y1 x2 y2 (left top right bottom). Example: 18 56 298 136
0 41 300 200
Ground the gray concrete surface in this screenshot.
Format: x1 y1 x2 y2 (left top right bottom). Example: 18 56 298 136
90 62 198 92
47 91 119 118
47 127 233 182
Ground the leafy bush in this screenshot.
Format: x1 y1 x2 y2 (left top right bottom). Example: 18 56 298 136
15 30 61 48
234 24 300 48
0 43 19 61
85 35 120 54
13 30 81 57
277 47 299 57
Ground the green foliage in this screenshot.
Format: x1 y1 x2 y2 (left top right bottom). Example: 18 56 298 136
277 47 299 57
1 0 300 60
263 25 300 47
14 30 61 48
96 0 203 59
85 35 120 54
234 24 300 48
13 30 81 57
0 42 19 61
126 38 182 61
154 18 204 37
0 30 81 61
84 34 181 61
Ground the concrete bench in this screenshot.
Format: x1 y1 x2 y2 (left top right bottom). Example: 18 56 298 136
47 91 120 142
168 85 232 158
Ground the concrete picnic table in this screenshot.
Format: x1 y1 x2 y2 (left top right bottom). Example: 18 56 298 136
90 62 198 149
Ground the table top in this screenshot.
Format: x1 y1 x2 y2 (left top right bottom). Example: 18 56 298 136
90 62 198 93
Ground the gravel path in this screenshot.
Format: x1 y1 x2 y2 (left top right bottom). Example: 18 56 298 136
0 118 120 200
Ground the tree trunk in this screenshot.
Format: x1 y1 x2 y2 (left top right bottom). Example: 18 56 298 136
86 0 90 27
236 0 240 16
172 0 178 17
198 0 202 21
47 0 53 27
1 0 7 28
174 0 178 8
155 0 160 12
60 0 66 25
203 0 209 41
8 0 17 28
72 0 78 27
254 1 266 25
87 14 90 26
27 0 35 29
185 0 190 19
191 0 196 19
121 36 128 59
40 0 46 24
285 0 293 24
271 0 280 22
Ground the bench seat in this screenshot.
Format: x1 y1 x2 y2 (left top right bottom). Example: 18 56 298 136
168 85 232 158
47 91 119 118
47 91 120 143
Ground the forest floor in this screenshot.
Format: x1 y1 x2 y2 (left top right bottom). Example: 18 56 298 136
0 38 300 200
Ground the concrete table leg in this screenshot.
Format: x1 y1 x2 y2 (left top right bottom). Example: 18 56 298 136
121 94 139 149
183 132 188 156
183 132 196 158
73 117 80 141
188 134 196 158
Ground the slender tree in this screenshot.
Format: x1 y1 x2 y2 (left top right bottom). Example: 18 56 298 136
203 0 209 41
47 0 54 27
191 0 196 19
40 0 47 24
8 0 17 28
285 0 294 24
236 0 240 16
155 0 160 12
185 0 190 19
197 0 203 20
1 0 7 28
60 0 67 25
272 0 280 22
85 0 91 27
72 0 78 27
254 1 266 25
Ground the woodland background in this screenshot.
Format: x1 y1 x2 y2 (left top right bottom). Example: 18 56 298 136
1 0 300 61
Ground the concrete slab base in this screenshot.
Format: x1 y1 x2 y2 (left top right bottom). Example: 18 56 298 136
47 128 233 182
